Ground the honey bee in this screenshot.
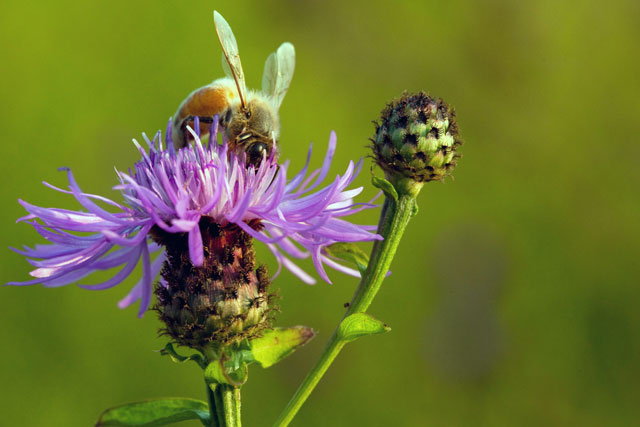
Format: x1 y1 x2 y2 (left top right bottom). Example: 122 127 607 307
172 11 295 165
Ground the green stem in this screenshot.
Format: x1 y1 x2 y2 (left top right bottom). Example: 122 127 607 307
206 384 221 427
208 384 241 427
273 194 417 427
348 195 415 313
220 385 241 427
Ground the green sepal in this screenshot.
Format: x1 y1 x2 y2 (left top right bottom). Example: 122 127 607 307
158 343 206 369
225 340 253 370
337 313 391 343
411 201 419 216
371 175 398 202
205 358 249 387
96 398 209 426
249 326 315 368
325 243 370 276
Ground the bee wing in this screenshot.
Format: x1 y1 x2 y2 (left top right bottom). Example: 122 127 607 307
262 42 295 110
213 11 248 108
261 52 278 98
221 52 233 79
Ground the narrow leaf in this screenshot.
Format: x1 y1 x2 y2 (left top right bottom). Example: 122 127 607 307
250 326 315 368
372 176 398 202
411 202 419 216
337 313 391 343
96 398 209 426
325 243 370 275
158 343 206 369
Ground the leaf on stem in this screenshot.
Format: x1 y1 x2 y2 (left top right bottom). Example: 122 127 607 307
337 313 391 343
205 358 249 387
325 243 370 276
371 175 398 202
158 343 206 369
250 326 315 368
96 398 210 426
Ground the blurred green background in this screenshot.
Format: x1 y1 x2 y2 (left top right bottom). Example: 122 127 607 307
2 0 639 425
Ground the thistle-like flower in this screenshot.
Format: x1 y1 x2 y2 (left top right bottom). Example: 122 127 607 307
8 119 381 338
371 92 462 195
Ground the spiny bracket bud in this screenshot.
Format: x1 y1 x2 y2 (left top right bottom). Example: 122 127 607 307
371 92 462 194
153 218 276 354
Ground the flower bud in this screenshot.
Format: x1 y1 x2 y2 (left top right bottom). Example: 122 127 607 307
153 218 275 351
372 92 462 191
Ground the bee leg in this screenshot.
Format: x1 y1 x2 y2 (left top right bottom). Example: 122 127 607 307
196 116 215 123
180 116 215 140
197 116 215 139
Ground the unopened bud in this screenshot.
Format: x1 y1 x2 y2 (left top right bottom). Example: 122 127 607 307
372 92 462 193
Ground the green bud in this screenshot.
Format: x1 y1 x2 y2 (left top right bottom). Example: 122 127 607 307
371 92 462 190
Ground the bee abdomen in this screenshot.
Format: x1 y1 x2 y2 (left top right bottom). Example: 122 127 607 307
172 83 235 148
177 85 232 122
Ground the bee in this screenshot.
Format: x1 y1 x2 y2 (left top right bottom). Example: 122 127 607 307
172 11 295 165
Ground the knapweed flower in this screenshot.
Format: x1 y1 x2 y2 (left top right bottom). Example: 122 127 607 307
8 119 381 328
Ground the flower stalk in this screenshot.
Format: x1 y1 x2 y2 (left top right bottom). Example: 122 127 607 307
273 193 417 427
208 384 241 427
274 92 461 426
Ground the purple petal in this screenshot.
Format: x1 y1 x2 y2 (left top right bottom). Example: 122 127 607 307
267 244 316 285
188 224 204 267
78 245 143 290
101 223 152 246
138 243 152 317
321 255 361 278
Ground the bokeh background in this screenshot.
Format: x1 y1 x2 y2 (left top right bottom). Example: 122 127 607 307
1 0 639 425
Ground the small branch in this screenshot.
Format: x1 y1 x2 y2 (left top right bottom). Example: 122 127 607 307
273 194 417 426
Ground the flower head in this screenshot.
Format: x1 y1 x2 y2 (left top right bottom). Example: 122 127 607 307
372 92 462 194
8 120 381 317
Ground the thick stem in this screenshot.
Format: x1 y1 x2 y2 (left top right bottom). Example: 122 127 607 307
273 194 417 427
207 384 241 427
218 385 242 427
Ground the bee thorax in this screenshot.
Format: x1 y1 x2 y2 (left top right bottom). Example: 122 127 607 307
223 99 279 142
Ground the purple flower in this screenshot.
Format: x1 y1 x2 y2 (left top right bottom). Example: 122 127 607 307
8 120 381 316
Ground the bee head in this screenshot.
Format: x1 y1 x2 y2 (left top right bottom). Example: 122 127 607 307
220 99 279 166
221 99 278 136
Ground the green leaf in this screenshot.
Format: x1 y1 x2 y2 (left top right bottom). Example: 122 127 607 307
325 243 370 275
205 358 249 387
96 398 209 426
372 176 398 202
250 326 315 368
337 313 391 343
227 340 254 370
158 343 206 369
411 201 419 217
